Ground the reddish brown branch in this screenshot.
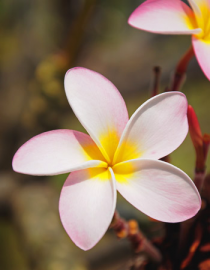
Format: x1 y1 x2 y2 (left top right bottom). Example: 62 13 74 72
110 211 162 263
187 105 210 191
178 172 205 256
170 46 194 91
151 66 161 97
180 223 203 269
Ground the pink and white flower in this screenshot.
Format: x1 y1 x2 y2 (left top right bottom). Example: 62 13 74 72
12 67 201 250
128 0 210 80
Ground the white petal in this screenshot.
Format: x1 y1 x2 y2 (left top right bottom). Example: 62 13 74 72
64 67 129 163
13 130 107 175
192 36 210 80
129 0 200 35
59 167 116 250
113 92 188 164
113 159 201 222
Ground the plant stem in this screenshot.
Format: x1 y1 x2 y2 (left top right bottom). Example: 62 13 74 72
151 66 161 97
170 46 194 91
178 170 204 256
194 171 206 192
110 211 162 263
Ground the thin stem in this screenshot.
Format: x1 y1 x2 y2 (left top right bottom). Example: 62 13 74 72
194 171 206 191
110 211 162 263
178 170 204 255
180 222 203 269
170 46 194 91
61 0 98 70
176 46 194 75
151 66 161 97
178 215 196 257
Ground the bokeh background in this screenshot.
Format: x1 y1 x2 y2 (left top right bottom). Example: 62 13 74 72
1 0 210 269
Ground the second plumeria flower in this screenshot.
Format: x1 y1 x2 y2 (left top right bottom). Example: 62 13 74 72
128 0 210 80
12 67 201 250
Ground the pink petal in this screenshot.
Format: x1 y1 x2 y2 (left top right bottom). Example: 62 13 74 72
128 0 200 35
64 67 129 163
113 92 188 163
114 159 201 222
12 130 106 175
192 36 210 80
59 167 116 250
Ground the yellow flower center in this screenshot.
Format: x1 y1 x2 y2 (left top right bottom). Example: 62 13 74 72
99 132 142 168
85 130 143 183
193 4 210 41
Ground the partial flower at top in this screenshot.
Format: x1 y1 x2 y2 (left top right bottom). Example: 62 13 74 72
12 67 201 250
128 0 210 80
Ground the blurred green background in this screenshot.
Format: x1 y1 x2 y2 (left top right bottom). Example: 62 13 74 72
0 0 210 269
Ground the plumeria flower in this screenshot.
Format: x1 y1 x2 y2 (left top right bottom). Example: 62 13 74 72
128 0 210 80
12 67 201 250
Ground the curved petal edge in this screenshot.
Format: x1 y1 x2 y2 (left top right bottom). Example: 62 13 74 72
114 159 201 223
59 167 117 250
128 0 201 35
12 129 106 176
